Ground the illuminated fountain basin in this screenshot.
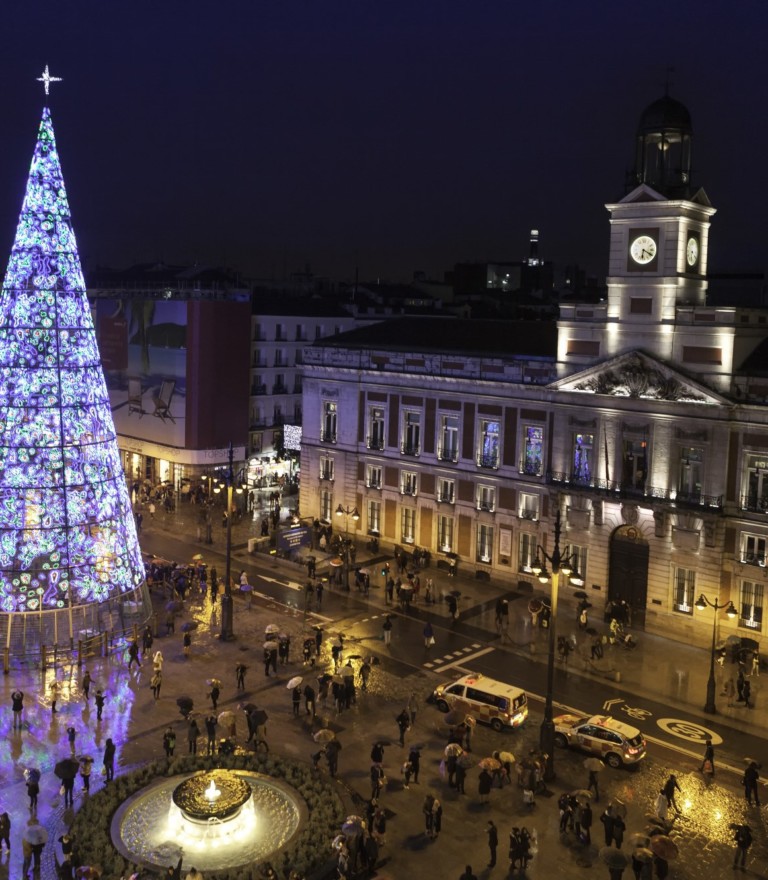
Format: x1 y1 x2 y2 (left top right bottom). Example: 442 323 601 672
113 770 305 872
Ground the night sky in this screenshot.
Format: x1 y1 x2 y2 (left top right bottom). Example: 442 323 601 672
0 2 765 285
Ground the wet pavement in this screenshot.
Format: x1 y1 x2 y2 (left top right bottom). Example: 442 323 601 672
0 494 766 879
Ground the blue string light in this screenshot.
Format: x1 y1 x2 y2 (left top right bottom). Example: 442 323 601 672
0 108 144 612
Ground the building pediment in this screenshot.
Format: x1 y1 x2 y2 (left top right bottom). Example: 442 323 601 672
549 351 727 405
619 183 712 209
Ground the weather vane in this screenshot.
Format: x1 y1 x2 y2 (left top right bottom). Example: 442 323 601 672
37 65 62 96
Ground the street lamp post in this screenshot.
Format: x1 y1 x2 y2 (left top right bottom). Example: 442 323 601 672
335 503 359 589
530 507 580 782
694 592 738 714
214 444 246 642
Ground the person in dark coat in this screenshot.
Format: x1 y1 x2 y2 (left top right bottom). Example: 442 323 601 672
27 777 39 810
370 763 385 799
459 868 478 880
662 774 682 814
209 683 220 710
409 747 421 783
700 738 715 776
612 815 626 848
103 737 116 781
326 739 341 777
744 761 761 806
396 709 410 746
478 769 492 803
187 717 200 754
163 726 176 757
455 762 466 794
579 801 593 845
94 689 106 721
292 686 301 716
304 684 316 718
486 820 498 867
600 807 616 846
205 714 217 755
235 662 247 690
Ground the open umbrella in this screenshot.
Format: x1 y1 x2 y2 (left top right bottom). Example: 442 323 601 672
573 590 588 600
342 821 363 837
165 600 183 612
287 676 304 689
632 848 654 863
241 702 258 713
217 710 235 728
444 710 467 726
340 666 355 677
497 751 516 765
570 789 593 801
444 743 464 757
599 847 629 870
265 624 280 635
346 654 363 661
24 768 41 784
176 696 194 715
263 640 279 652
23 824 48 846
54 758 80 780
314 729 336 743
181 621 199 632
630 833 651 847
318 674 333 685
240 583 253 592
608 798 627 818
649 836 678 861
192 553 204 561
477 757 501 771
457 752 474 769
740 637 760 651
206 679 222 688
448 590 461 597
330 558 343 567
345 814 365 826
584 757 605 772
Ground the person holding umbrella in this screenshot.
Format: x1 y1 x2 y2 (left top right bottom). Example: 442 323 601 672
55 758 79 808
396 708 410 747
292 685 302 717
733 823 753 869
23 820 48 873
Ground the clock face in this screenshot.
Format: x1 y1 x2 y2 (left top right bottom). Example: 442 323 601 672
686 236 699 267
630 235 657 265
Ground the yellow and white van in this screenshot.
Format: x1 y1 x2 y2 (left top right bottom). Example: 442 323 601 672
433 673 528 731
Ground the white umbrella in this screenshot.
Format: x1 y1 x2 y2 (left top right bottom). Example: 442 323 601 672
287 676 303 689
265 623 280 635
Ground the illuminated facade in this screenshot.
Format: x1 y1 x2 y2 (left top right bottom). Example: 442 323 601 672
300 96 768 649
0 107 148 644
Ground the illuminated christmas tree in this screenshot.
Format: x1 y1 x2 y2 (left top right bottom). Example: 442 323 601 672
0 100 147 640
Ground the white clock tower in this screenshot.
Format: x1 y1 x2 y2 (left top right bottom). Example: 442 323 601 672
558 96 737 392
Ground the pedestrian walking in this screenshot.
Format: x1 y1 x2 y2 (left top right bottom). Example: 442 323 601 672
432 797 443 838
580 801 593 845
49 679 61 714
587 768 600 801
455 762 466 794
235 663 247 690
459 867 478 880
733 823 753 869
423 794 436 838
600 807 615 846
209 682 220 710
382 614 393 646
725 676 736 707
478 769 492 804
151 670 162 700
447 595 458 620
662 774 682 814
128 639 141 669
736 669 745 702
11 688 24 729
93 689 106 721
408 747 421 783
187 717 200 754
423 620 434 648
304 684 316 718
371 741 385 764
396 708 410 747
66 725 77 755
103 737 116 781
27 776 39 811
487 820 498 867
292 686 301 717
744 761 761 806
80 757 92 792
407 692 419 726
326 739 340 777
613 815 625 848
142 624 154 656
153 650 164 672
752 650 760 676
166 612 175 635
0 812 10 852
163 726 176 757
360 660 371 692
370 763 385 799
81 670 92 701
743 678 752 709
205 714 217 755
700 737 715 777
183 631 192 658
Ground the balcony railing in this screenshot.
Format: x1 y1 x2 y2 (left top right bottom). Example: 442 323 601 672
741 553 767 567
476 452 500 470
366 480 382 490
519 509 539 521
547 471 724 510
400 442 421 457
320 430 337 444
251 384 267 396
319 470 334 482
477 501 496 513
367 435 385 451
519 457 543 476
272 384 288 395
438 493 455 504
401 486 418 496
438 446 459 463
741 494 768 514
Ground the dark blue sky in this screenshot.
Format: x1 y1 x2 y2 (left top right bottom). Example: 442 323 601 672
0 1 765 283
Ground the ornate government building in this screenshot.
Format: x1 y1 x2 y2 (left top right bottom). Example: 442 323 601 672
299 95 768 648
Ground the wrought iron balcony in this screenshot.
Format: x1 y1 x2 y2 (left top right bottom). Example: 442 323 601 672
519 457 543 476
251 384 267 396
741 494 768 514
477 501 496 513
400 442 421 457
476 452 500 470
437 493 455 504
367 435 385 451
547 470 723 509
366 480 382 490
320 430 337 444
319 470 334 482
438 446 459 463
740 553 767 568
272 383 288 395
519 509 538 521
401 485 418 496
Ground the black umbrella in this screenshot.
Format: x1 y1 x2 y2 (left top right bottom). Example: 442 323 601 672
346 654 363 661
249 709 268 726
181 621 199 632
740 637 760 651
54 758 80 780
166 600 183 612
241 702 258 713
586 627 599 637
176 696 194 716
318 673 333 685
573 590 588 599
448 590 461 597
24 768 41 784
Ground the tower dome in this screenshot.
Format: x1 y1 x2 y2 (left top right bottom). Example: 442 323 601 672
631 95 694 198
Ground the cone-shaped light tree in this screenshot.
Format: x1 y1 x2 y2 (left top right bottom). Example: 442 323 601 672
0 105 146 636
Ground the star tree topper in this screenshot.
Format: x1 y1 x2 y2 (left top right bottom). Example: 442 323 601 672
37 65 62 96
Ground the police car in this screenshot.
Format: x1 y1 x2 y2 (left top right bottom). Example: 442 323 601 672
432 673 528 731
552 713 646 768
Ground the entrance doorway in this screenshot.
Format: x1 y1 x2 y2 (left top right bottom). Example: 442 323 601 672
608 526 649 630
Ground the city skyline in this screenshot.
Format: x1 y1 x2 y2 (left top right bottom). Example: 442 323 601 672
0 2 764 284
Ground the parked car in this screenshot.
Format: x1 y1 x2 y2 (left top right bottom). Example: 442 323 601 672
552 713 646 768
